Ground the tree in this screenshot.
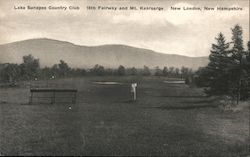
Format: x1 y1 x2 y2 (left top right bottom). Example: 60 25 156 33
90 64 105 76
246 41 250 71
247 41 250 51
229 25 248 103
117 65 126 76
206 32 230 95
162 66 169 76
51 64 59 77
231 24 244 62
247 41 250 71
181 66 189 79
142 65 151 76
0 64 21 83
175 68 180 77
154 66 162 76
21 54 40 80
247 41 250 97
58 60 70 77
169 67 174 77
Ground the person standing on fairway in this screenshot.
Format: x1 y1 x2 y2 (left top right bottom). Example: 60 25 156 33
131 83 137 101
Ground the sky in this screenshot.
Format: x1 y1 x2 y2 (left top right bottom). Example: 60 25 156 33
0 0 249 57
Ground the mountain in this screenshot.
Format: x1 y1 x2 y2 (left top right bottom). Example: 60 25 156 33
0 38 208 69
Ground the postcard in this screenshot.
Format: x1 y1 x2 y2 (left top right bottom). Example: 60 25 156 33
0 0 249 156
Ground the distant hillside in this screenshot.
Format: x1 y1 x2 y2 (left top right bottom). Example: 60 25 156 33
0 38 208 69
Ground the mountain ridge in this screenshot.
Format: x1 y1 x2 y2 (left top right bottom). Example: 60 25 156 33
0 38 209 69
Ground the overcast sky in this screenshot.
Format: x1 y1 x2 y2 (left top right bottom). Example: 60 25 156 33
0 0 249 57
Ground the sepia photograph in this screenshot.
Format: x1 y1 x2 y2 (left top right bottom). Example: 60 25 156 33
0 0 249 156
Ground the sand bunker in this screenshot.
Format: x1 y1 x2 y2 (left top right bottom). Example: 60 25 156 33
163 80 185 84
93 81 122 85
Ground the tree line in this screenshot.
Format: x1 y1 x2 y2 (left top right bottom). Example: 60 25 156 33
194 24 250 103
0 55 193 83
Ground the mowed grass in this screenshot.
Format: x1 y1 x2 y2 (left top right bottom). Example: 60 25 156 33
0 76 249 156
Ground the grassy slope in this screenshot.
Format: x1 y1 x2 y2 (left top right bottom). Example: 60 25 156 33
0 76 249 156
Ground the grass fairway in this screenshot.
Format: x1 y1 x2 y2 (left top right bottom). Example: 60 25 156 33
0 76 249 156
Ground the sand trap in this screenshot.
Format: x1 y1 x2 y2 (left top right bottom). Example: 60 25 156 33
163 80 185 84
93 81 122 85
